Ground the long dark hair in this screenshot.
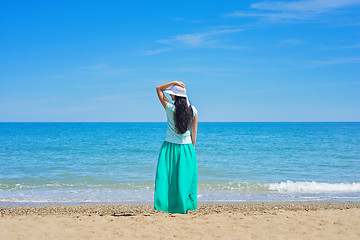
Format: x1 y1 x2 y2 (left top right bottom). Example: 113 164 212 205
174 96 193 134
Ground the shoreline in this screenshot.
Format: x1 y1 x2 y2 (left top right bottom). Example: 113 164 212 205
2 201 360 216
2 202 360 239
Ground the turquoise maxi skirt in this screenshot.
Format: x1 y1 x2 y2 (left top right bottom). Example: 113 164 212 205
154 141 198 214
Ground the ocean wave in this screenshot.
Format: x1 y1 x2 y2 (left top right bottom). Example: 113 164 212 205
269 181 360 193
0 181 154 191
199 180 360 193
198 180 269 192
2 180 360 193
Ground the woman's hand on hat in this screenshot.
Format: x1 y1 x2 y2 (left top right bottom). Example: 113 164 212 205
173 81 186 89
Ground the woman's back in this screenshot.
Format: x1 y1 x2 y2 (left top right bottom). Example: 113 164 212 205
164 102 198 144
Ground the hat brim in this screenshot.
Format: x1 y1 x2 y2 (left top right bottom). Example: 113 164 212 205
164 89 187 97
164 89 175 95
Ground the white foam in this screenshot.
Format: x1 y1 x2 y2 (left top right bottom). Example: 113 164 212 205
269 181 360 193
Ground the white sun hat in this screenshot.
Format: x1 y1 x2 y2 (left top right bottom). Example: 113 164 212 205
164 85 187 98
164 85 191 106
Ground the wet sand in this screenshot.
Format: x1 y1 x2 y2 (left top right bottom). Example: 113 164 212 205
1 202 360 239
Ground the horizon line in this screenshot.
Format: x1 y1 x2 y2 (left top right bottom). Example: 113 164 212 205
1 121 359 123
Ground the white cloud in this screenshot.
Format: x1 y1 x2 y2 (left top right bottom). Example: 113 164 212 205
320 42 360 49
251 0 360 12
157 28 243 47
225 11 309 20
136 48 170 56
341 43 360 48
310 57 360 64
225 0 360 22
136 27 245 56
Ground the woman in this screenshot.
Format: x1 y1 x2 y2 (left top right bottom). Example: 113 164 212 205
154 81 198 214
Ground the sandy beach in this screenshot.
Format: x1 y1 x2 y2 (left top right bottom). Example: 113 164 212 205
1 202 359 239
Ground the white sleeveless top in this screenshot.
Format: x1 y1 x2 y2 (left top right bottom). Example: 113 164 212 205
164 102 198 144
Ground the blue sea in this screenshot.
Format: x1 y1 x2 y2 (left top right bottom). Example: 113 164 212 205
0 122 359 206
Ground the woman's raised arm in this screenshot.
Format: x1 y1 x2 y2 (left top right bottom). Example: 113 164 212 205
156 81 185 109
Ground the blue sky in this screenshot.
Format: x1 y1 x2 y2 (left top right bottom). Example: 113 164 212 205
1 0 360 122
